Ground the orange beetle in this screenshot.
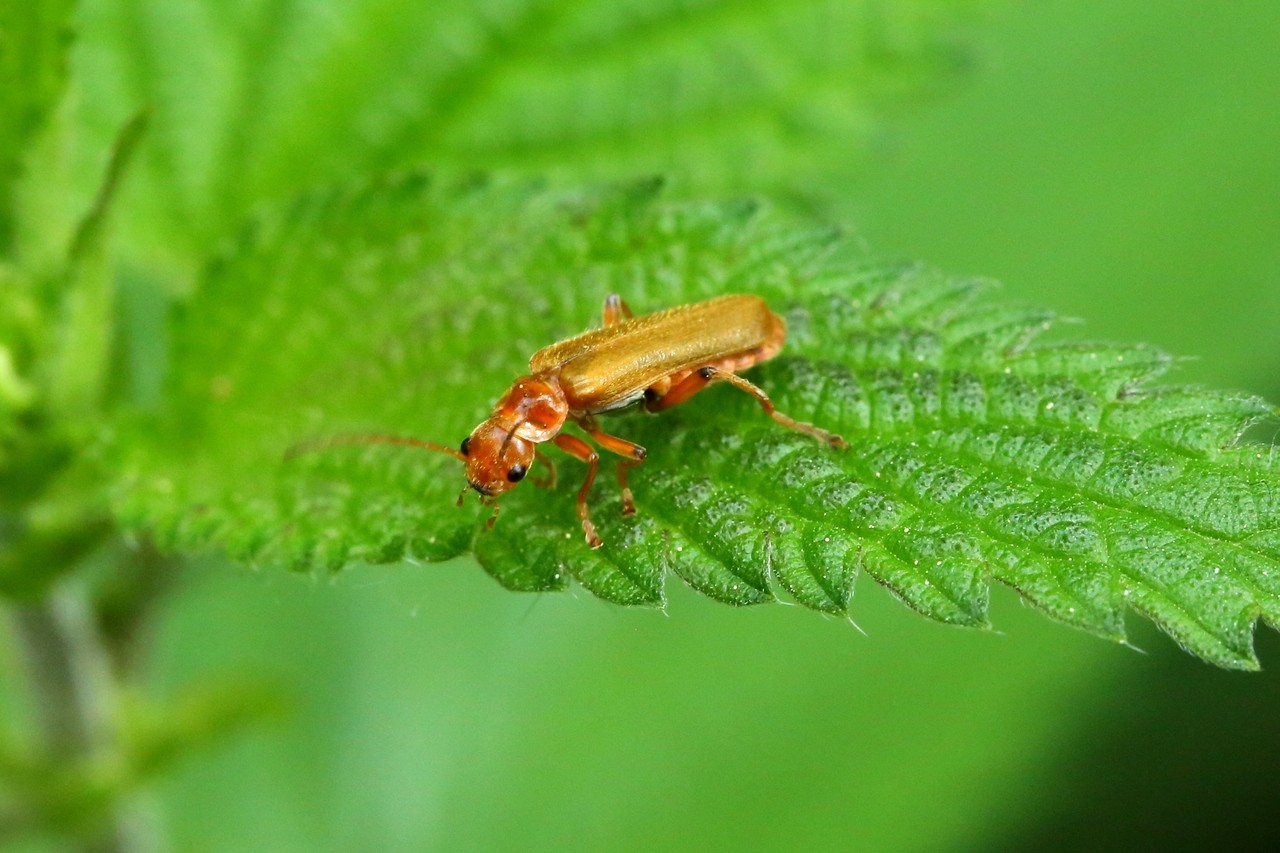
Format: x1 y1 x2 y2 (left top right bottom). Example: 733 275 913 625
305 294 844 547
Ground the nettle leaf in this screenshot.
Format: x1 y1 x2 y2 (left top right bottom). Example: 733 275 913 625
0 0 76 251
75 0 981 264
116 175 1280 669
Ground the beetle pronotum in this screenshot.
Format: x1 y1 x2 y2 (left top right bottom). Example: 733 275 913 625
300 294 845 547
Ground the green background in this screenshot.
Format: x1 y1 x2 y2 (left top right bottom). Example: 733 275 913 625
11 0 1280 849
153 2 1280 850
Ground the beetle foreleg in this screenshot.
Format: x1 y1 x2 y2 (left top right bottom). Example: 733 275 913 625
651 366 847 449
552 433 603 548
579 421 647 517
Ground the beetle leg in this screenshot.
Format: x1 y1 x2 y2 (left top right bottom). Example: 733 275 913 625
602 293 634 327
532 448 557 490
643 367 711 412
579 422 647 517
649 366 847 449
552 433 603 548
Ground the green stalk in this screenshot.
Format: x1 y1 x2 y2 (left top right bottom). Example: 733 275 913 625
9 582 161 853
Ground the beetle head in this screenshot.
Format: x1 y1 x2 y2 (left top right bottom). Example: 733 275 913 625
460 421 535 498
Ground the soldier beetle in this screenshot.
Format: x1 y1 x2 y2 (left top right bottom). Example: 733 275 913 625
300 294 845 548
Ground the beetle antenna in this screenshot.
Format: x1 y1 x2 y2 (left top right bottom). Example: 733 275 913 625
286 433 466 462
498 419 527 459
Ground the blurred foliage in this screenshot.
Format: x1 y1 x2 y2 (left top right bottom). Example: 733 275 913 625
0 0 75 252
0 109 146 602
1 0 1278 850
851 2 1280 397
71 0 983 280
0 676 283 848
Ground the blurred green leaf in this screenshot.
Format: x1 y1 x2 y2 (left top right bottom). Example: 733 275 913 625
0 0 76 254
0 678 280 846
0 113 148 600
117 176 1280 668
44 110 148 422
121 678 288 780
75 0 982 271
0 0 75 458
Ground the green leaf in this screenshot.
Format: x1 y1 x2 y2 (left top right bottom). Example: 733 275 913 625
74 0 982 268
44 110 149 421
0 113 147 599
117 176 1280 669
0 0 76 254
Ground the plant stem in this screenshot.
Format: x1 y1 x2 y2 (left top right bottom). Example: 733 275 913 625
10 582 161 853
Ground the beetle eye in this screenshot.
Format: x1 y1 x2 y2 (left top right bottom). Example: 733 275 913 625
460 437 471 456
507 464 527 482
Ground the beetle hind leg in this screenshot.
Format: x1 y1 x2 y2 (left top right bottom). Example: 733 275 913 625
648 366 847 449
